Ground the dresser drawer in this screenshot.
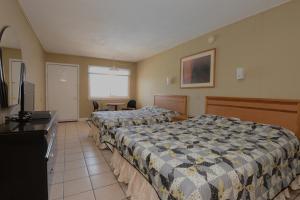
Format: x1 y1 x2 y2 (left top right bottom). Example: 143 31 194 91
46 121 57 192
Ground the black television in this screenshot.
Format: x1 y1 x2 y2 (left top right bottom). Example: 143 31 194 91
18 63 28 119
5 63 33 121
0 26 9 108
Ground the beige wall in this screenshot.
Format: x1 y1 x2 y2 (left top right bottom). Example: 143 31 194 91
45 53 137 118
137 0 300 117
0 0 45 111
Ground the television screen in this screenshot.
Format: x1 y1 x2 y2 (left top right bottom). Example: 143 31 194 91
0 25 23 109
18 63 26 114
0 47 8 108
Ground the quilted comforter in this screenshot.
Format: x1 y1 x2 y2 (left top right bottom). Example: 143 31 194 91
91 106 179 146
115 115 300 200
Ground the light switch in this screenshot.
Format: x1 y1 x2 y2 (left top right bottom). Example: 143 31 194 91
236 68 245 80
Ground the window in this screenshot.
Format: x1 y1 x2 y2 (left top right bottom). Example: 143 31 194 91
88 66 130 99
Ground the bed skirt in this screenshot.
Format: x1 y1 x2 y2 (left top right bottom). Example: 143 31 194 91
110 149 300 200
89 122 107 150
111 150 159 200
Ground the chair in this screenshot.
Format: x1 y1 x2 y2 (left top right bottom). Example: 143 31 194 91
92 101 109 111
122 99 136 110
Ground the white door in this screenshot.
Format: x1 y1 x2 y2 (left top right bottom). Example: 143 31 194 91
9 59 23 106
46 63 79 121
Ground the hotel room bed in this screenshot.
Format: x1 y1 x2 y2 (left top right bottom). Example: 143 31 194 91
91 106 179 147
89 95 187 149
110 97 300 200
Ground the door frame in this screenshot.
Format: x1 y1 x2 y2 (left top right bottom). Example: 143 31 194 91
46 62 80 121
9 58 23 106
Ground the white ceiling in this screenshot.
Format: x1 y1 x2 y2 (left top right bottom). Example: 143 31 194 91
18 0 288 62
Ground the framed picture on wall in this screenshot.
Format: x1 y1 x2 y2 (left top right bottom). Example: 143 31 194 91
180 48 216 88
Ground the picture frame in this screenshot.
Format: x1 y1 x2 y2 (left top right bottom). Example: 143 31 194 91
180 48 216 88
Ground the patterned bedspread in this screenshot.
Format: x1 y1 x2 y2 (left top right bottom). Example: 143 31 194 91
91 106 179 146
115 115 300 200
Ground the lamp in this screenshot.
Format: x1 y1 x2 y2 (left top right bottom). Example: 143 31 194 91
236 67 245 80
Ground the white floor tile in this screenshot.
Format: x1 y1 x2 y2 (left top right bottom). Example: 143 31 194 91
50 171 64 184
65 144 81 150
64 167 89 182
87 163 111 176
64 190 95 200
55 155 65 163
64 177 92 197
85 156 106 166
49 183 63 200
52 122 127 200
84 151 102 158
65 159 86 170
53 162 65 172
65 147 82 154
65 152 84 162
94 184 125 200
90 172 117 189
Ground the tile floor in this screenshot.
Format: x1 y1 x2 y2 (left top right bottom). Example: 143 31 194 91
49 121 127 200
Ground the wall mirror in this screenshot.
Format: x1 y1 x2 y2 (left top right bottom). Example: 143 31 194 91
0 26 23 107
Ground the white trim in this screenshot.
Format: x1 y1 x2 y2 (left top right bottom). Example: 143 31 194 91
88 97 130 101
46 62 79 67
46 62 80 121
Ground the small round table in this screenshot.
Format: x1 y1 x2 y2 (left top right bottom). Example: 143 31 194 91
107 102 126 111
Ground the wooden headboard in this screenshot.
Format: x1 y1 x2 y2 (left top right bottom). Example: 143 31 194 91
154 95 187 118
206 96 300 138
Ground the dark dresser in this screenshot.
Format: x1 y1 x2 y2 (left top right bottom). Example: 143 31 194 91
0 111 57 200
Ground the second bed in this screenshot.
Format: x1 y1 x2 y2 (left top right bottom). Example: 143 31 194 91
89 95 187 149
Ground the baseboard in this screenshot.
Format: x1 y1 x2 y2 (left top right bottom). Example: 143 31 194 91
79 118 88 122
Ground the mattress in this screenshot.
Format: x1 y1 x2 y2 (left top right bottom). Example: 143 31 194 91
91 106 179 146
114 114 300 200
